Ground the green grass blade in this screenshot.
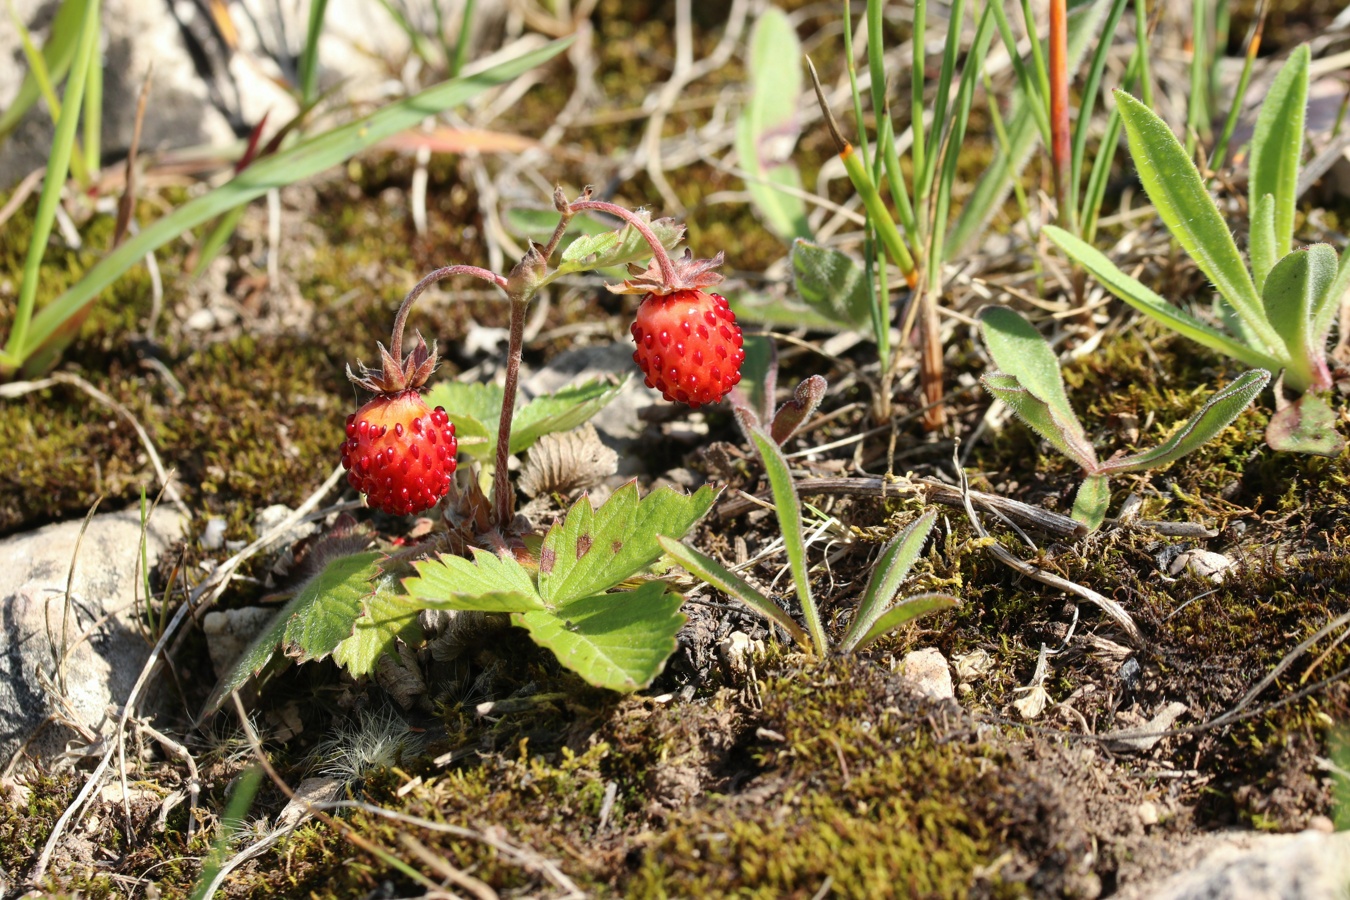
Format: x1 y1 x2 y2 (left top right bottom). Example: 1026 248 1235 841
657 536 811 652
1185 0 1208 156
1069 0 1129 219
1114 90 1279 352
299 0 330 106
911 0 927 182
1082 38 1145 241
1020 0 1050 106
451 0 477 77
1043 225 1286 371
8 37 572 371
1209 10 1264 169
930 3 993 284
2 0 100 367
988 0 1050 143
1098 368 1270 473
738 409 827 655
81 25 101 177
1248 45 1309 258
1133 0 1154 106
841 511 937 652
918 0 968 200
947 0 1105 256
0 0 85 140
841 146 915 280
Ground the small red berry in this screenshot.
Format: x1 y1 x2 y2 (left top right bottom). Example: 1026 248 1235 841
630 289 744 407
340 390 457 515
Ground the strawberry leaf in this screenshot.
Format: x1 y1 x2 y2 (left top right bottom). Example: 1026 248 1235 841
538 213 685 287
512 581 686 692
537 481 718 606
511 377 628 454
790 240 874 330
203 550 384 714
331 577 425 676
404 548 545 611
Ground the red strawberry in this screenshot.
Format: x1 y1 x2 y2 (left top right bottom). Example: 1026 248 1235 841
341 391 457 515
341 331 457 515
630 289 744 407
608 248 742 408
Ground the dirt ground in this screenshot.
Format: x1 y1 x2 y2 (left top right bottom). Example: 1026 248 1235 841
3 1 1350 897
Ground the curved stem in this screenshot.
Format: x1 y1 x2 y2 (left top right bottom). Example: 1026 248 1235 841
492 297 529 527
389 264 507 362
567 199 677 286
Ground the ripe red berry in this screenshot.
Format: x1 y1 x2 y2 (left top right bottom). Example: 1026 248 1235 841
630 289 745 407
340 390 458 516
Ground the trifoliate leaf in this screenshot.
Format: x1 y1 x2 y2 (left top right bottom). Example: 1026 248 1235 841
404 548 545 611
203 550 384 714
331 576 425 676
537 481 718 606
512 581 686 692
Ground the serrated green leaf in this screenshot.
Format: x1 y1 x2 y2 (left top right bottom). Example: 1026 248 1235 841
537 481 718 606
790 240 874 330
1250 193 1277 294
981 373 1097 470
1114 90 1280 353
203 551 384 714
1071 475 1111 531
735 7 810 242
1249 45 1309 258
331 577 425 676
1098 369 1270 474
513 581 686 692
1265 392 1347 456
852 594 960 652
404 548 544 611
511 377 627 454
841 511 938 652
656 535 811 651
1261 246 1336 392
1044 225 1286 372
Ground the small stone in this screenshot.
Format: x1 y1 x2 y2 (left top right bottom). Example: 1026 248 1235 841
717 631 763 679
1138 800 1160 826
1307 814 1334 833
252 504 318 552
200 517 228 551
1168 549 1235 583
899 647 954 701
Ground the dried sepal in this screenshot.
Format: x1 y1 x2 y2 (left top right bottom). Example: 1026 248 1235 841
605 249 726 296
346 331 439 394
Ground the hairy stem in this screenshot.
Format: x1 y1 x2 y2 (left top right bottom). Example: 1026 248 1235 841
568 199 677 285
492 297 529 526
389 264 507 362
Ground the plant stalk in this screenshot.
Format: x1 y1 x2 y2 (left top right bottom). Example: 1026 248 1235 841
567 198 678 284
1048 0 1074 233
492 297 529 527
388 264 506 363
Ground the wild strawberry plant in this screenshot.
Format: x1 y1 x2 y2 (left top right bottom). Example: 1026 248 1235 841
1045 46 1348 456
207 188 748 710
979 307 1270 531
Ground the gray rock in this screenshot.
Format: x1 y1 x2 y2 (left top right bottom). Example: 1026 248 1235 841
0 506 187 764
899 647 954 701
1125 829 1350 900
203 607 278 681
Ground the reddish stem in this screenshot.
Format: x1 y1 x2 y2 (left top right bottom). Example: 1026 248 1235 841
390 265 507 362
1048 0 1073 232
567 199 676 286
492 298 529 527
